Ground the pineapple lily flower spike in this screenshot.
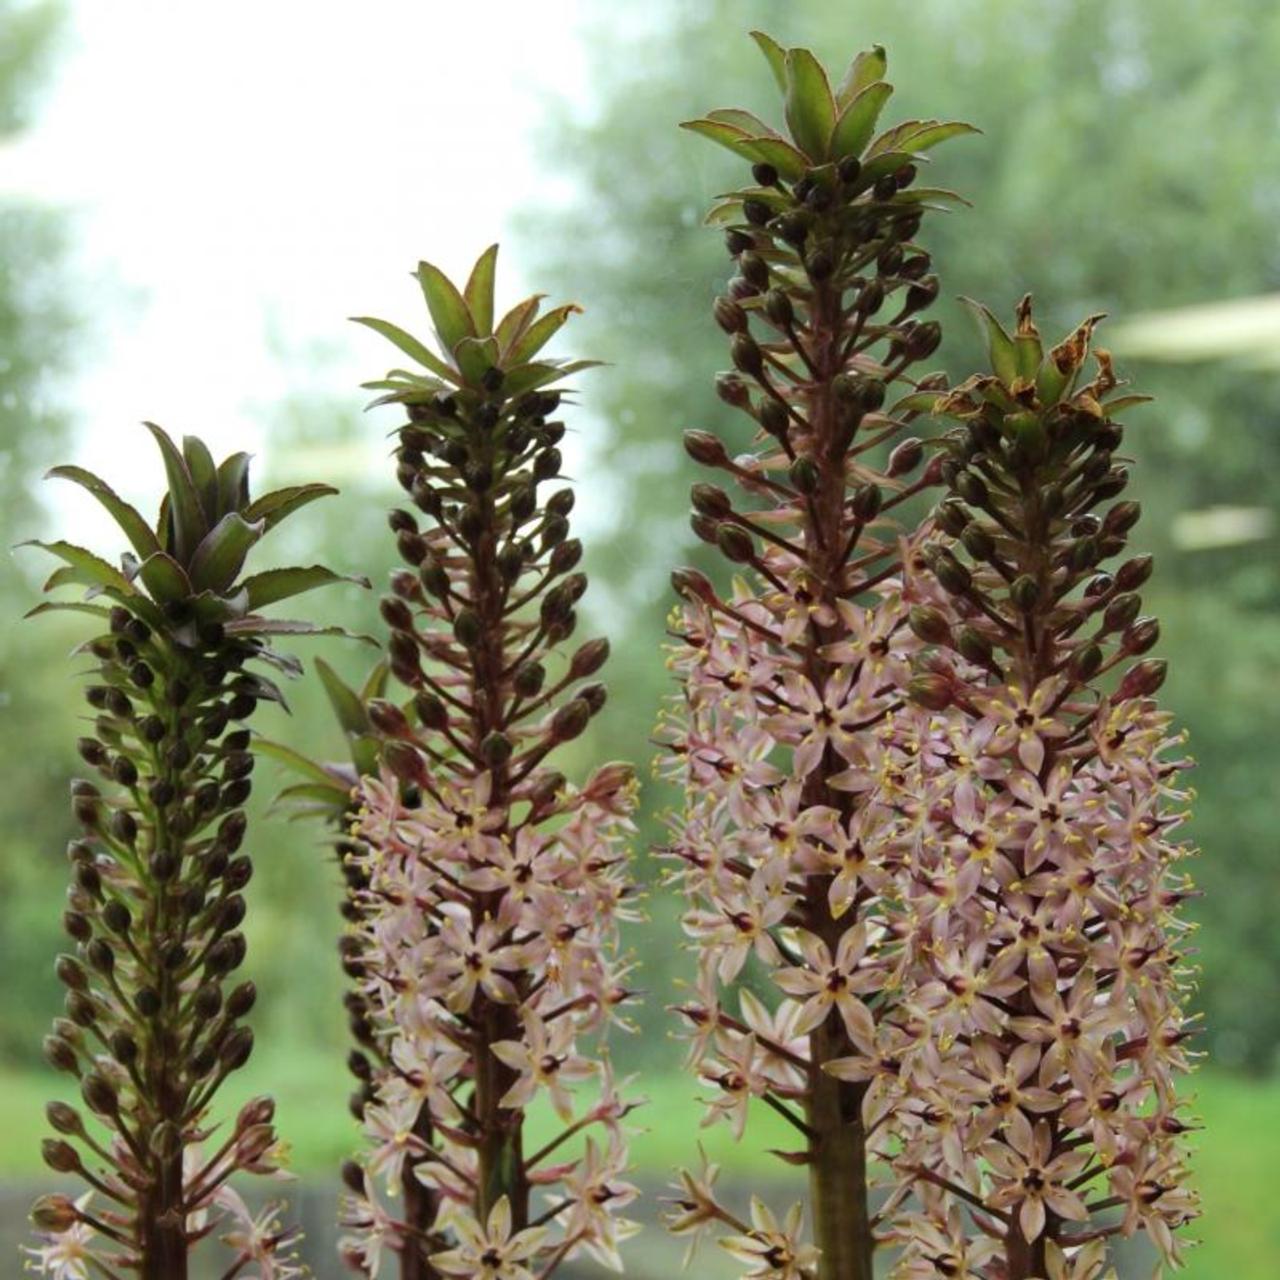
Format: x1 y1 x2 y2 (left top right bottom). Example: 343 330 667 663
337 246 641 1279
22 425 367 1280
883 298 1200 1279
659 33 975 1280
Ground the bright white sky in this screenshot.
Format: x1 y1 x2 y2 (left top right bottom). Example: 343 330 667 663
2 0 594 542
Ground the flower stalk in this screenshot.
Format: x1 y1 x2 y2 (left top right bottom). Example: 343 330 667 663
23 426 363 1279
660 33 975 1280
338 248 641 1279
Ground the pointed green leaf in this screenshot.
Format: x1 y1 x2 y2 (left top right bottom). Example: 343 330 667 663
224 617 378 645
137 550 192 603
182 435 219 519
830 82 894 159
20 540 134 594
507 304 582 364
24 600 114 621
784 48 836 160
191 585 249 623
254 737 345 788
351 732 382 777
836 45 887 108
242 483 338 531
189 512 265 592
705 108 780 138
454 335 501 384
415 259 476 354
351 316 460 384
749 30 788 93
858 150 922 185
894 120 980 153
275 780 350 806
241 565 369 611
502 360 600 398
463 244 500 337
679 118 759 161
1015 334 1044 383
144 422 207 563
44 466 161 561
216 452 252 516
359 660 390 703
1102 394 1154 414
315 656 370 735
890 389 946 415
496 294 545 354
894 187 972 208
960 298 1019 385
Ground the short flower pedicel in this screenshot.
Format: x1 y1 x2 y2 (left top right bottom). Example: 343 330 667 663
887 299 1200 1278
24 427 362 1279
337 249 641 1279
659 34 974 1280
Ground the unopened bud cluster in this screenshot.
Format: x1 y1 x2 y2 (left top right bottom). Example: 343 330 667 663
24 426 348 1279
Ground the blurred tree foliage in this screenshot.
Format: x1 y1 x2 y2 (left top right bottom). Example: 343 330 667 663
519 0 1280 1071
0 0 78 1061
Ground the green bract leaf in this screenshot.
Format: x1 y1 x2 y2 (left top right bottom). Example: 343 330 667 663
507 303 582 364
242 483 338 531
360 660 390 703
496 294 545 355
830 81 894 159
44 465 161 561
216 452 252 516
894 187 972 208
350 316 460 384
749 30 788 93
836 45 887 108
20 540 135 595
144 422 208 563
784 47 836 159
315 656 370 735
255 737 348 788
24 600 113 621
351 732 382 777
894 120 980 153
224 617 377 645
415 259 476 354
241 565 368 611
679 118 759 161
137 550 192 603
454 335 501 384
1015 333 1044 382
705 107 779 138
189 512 265 592
891 389 946 414
182 435 219 520
960 298 1019 384
463 244 499 336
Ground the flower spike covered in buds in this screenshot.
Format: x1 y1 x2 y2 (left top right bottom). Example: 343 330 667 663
21 427 365 1280
661 33 976 1280
340 247 641 1279
885 298 1200 1278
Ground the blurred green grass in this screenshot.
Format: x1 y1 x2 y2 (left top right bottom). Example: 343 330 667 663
3 1055 1275 1278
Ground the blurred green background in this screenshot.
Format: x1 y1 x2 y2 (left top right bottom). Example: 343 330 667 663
1 1 1277 1275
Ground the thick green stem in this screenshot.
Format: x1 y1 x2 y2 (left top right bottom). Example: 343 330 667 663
807 1019 873 1280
